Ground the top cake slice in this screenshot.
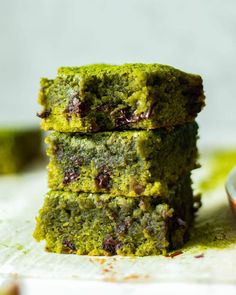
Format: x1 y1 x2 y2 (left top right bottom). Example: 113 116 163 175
37 63 205 132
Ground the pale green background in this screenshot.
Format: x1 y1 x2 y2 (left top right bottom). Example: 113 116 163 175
0 0 236 147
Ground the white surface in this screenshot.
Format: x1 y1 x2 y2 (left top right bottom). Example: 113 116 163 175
19 280 236 295
0 0 236 146
2 278 236 295
0 163 236 294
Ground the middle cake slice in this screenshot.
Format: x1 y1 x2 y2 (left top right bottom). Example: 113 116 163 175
47 122 198 197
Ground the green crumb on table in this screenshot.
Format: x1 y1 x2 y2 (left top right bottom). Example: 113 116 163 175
46 122 198 197
34 175 198 256
37 63 205 132
0 127 42 174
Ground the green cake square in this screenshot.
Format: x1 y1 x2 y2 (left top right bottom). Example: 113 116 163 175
46 122 198 197
0 127 42 174
33 175 197 256
37 63 205 132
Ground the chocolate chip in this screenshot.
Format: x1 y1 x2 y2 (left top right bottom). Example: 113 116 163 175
111 105 156 128
95 170 111 189
62 239 76 250
102 237 117 255
36 110 51 118
166 250 183 258
63 168 80 184
111 107 132 127
194 253 204 259
65 93 90 118
143 103 156 119
133 183 145 195
110 210 118 220
68 154 83 167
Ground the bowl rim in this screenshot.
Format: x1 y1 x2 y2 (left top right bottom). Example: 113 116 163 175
225 166 236 216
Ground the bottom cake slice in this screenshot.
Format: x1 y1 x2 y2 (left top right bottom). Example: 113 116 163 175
34 175 198 256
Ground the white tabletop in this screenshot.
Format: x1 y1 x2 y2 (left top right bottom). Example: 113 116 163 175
0 158 236 294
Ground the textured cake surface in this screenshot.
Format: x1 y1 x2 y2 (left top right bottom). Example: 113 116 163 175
46 122 198 197
34 175 197 256
0 127 42 174
38 63 205 132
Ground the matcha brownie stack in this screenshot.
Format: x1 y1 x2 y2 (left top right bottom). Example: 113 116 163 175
34 64 205 256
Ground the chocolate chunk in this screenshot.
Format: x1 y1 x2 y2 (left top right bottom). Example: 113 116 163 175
143 103 156 119
36 110 51 118
102 237 117 255
66 93 90 118
111 105 155 128
62 238 76 250
63 167 80 184
111 107 133 127
95 169 111 189
110 210 118 220
166 250 183 258
194 253 204 259
133 183 145 195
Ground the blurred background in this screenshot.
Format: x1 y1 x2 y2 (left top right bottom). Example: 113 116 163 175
0 0 236 148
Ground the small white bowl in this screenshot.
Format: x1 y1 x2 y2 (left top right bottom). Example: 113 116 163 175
225 167 236 216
